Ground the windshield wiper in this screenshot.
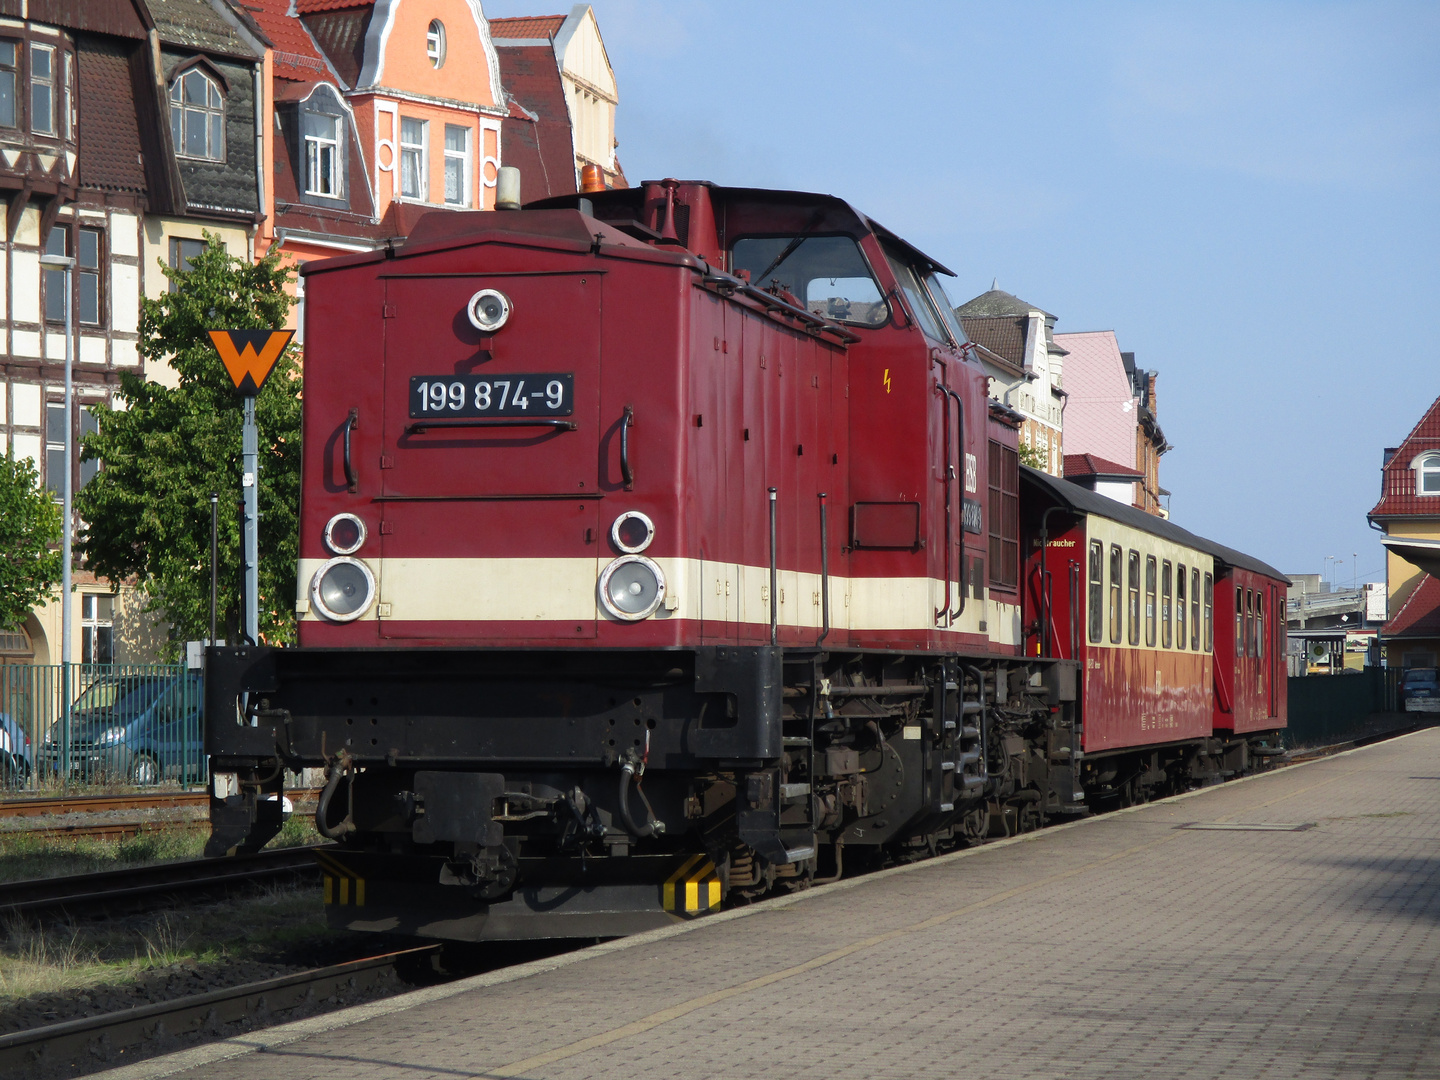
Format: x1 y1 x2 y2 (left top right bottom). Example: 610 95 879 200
753 210 825 288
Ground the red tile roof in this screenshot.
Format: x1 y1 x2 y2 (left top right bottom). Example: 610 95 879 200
244 0 334 82
1371 394 1440 518
292 0 370 13
1385 574 1440 639
1064 453 1143 479
495 43 576 202
489 15 565 40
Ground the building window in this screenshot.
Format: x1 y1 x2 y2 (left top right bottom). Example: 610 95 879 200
1108 544 1122 644
987 441 1019 589
0 41 17 129
44 403 98 496
305 113 341 197
1087 541 1103 644
400 117 426 199
43 226 67 323
1145 555 1157 647
31 43 52 134
78 227 100 325
169 67 224 161
1127 549 1140 646
443 124 470 206
1177 564 1188 649
1418 452 1440 495
170 237 206 292
81 593 114 665
0 625 31 656
427 20 446 68
1161 560 1173 649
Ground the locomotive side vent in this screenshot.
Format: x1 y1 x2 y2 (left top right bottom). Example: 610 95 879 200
1176 822 1316 832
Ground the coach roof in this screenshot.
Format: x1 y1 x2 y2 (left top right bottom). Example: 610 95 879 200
1022 467 1288 582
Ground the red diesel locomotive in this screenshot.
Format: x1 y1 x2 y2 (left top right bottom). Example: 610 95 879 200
204 180 1288 940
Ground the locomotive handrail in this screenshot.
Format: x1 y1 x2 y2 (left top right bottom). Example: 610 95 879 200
343 408 359 493
938 382 966 622
405 418 578 435
620 405 634 489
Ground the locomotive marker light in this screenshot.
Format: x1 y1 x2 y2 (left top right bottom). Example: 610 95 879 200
599 555 666 621
466 288 511 332
610 511 655 554
324 512 367 556
310 556 377 623
208 329 294 644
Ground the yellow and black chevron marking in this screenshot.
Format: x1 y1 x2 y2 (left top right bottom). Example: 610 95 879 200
316 850 365 906
662 853 721 916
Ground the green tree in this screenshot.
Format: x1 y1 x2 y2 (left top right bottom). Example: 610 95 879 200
78 234 301 650
0 453 62 631
1018 443 1048 470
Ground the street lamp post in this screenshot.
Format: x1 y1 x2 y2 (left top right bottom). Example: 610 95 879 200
39 249 75 767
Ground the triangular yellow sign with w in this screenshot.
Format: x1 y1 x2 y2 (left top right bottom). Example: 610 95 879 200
208 329 294 395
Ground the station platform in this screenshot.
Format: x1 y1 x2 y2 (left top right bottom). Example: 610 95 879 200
114 729 1440 1080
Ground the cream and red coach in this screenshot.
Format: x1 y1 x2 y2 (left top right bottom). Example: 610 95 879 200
204 180 1285 941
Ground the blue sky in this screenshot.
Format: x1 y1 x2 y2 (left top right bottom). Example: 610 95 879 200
484 0 1440 586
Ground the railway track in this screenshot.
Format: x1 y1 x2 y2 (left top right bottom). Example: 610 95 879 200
0 845 324 919
0 790 320 843
0 944 438 1077
0 791 209 817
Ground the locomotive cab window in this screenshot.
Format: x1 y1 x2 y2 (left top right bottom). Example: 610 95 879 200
1176 564 1187 649
1088 541 1103 644
1191 567 1201 651
1127 550 1140 646
731 235 886 326
884 249 950 342
1109 545 1122 644
1204 572 1213 652
1161 560 1173 649
1145 555 1157 647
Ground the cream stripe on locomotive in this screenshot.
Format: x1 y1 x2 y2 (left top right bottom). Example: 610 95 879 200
297 556 1021 641
1082 514 1216 655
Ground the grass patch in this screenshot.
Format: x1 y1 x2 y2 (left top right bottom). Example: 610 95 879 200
0 882 334 1002
0 810 323 884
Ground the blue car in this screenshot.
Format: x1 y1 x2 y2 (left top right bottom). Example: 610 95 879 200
0 711 32 787
1402 667 1440 714
41 673 205 785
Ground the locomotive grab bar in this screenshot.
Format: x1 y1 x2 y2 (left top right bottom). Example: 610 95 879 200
343 408 358 493
769 487 778 646
620 404 634 489
938 382 966 622
406 418 578 435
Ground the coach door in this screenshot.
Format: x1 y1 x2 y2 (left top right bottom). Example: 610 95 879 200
375 272 602 639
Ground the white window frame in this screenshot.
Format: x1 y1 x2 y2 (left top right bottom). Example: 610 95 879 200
305 112 341 197
30 42 52 135
1417 452 1440 496
169 66 225 162
443 123 470 207
399 116 427 201
80 592 114 665
426 20 446 68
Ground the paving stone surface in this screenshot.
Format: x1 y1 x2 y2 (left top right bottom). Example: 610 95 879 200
117 730 1440 1080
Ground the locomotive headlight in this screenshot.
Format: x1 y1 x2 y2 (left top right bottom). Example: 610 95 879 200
310 556 376 622
598 555 666 621
323 512 367 555
610 510 655 554
466 288 511 332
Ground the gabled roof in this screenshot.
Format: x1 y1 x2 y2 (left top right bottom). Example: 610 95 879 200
1384 573 1440 639
959 315 1026 369
1052 330 1138 470
293 0 368 11
956 288 1052 319
246 0 335 83
1064 453 1143 480
1370 394 1440 519
490 15 566 40
149 0 261 58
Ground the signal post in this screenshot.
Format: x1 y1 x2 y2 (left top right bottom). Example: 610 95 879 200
208 329 293 644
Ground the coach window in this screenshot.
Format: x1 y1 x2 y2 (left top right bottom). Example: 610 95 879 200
1203 572 1213 652
731 236 887 326
1127 550 1140 646
1190 567 1201 651
1108 545 1122 643
1088 541 1103 644
1161 560 1173 649
1145 555 1157 647
1245 590 1254 658
1256 594 1265 663
1176 565 1187 649
1235 586 1243 657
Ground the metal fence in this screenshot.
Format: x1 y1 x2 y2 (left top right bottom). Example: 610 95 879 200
0 663 205 791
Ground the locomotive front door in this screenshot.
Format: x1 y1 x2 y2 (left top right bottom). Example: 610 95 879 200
374 272 603 640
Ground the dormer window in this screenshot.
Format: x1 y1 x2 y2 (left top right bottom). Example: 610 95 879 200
169 67 224 161
305 113 340 197
1418 452 1440 495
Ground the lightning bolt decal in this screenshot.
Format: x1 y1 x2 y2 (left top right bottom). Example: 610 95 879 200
883 368 892 394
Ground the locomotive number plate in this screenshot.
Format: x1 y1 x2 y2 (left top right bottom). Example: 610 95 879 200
409 373 574 418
